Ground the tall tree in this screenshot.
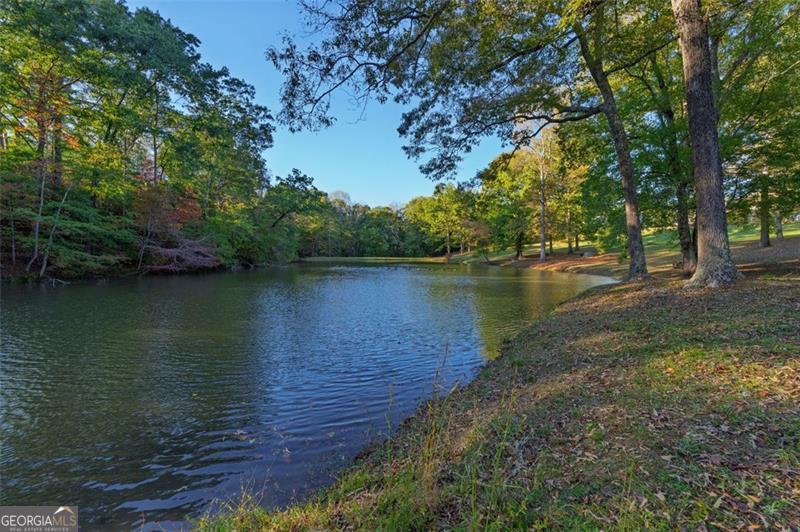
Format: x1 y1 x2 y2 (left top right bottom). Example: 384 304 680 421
530 132 559 262
571 5 651 278
671 0 740 287
625 49 695 274
268 0 685 280
405 184 471 261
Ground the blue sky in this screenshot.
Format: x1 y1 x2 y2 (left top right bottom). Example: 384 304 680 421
127 0 503 206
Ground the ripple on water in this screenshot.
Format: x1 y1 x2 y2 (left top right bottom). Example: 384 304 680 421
0 265 614 527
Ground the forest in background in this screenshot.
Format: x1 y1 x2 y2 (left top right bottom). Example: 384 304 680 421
1 0 799 280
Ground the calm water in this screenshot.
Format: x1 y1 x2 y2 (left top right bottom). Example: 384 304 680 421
0 264 612 529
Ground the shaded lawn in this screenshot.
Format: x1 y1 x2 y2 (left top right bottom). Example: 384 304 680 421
510 226 800 281
198 278 800 530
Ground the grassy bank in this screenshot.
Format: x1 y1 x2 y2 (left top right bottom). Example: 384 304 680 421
464 223 800 282
199 266 800 529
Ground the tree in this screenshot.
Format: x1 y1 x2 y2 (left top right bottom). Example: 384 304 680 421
569 4 656 278
716 1 800 248
0 0 284 277
404 184 472 261
267 0 696 280
671 0 740 287
476 153 533 260
529 132 559 262
623 48 696 274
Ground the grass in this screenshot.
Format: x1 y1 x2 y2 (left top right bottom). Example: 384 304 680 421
198 225 800 530
498 223 800 281
500 221 796 254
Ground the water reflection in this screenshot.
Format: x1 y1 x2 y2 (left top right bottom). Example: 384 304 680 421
0 264 612 528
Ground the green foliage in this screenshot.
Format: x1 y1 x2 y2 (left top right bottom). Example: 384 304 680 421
268 0 799 268
3 0 798 279
0 0 319 278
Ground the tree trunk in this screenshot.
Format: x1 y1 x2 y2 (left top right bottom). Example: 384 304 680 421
539 161 547 262
567 210 574 253
549 235 553 255
152 77 160 182
26 119 48 272
575 234 580 251
709 34 721 122
759 180 770 247
672 0 740 287
52 114 63 186
515 231 523 260
596 82 648 279
445 230 451 262
38 185 72 278
775 214 783 239
10 206 16 265
0 112 7 151
137 215 153 271
576 24 648 280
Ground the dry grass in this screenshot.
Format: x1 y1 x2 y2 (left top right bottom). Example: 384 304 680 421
198 275 800 530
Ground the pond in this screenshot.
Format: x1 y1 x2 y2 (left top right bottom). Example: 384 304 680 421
0 264 613 529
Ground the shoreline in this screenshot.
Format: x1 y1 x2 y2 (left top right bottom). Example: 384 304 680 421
198 264 800 529
0 261 269 286
5 230 797 286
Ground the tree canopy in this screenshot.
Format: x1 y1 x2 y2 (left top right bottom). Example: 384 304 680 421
268 0 800 285
1 0 798 282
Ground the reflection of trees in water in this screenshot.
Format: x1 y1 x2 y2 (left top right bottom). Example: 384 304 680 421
0 266 610 527
415 265 600 358
413 265 609 359
468 269 608 358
